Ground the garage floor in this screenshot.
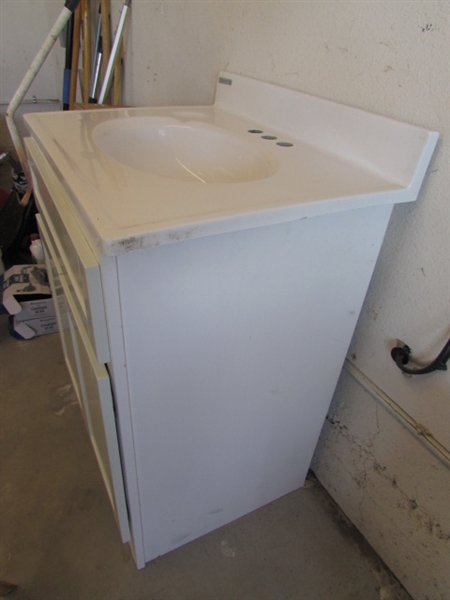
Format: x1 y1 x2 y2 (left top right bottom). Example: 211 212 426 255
0 314 411 600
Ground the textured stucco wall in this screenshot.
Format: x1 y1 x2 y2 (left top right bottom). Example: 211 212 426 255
2 2 449 598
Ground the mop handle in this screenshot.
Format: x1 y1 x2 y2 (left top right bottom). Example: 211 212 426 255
98 0 131 104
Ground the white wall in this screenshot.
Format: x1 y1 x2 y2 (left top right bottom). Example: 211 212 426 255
0 1 65 104
2 2 449 598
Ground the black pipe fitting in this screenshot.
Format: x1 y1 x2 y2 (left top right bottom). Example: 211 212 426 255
391 338 450 375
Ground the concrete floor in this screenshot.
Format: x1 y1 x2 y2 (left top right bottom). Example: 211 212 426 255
0 313 412 600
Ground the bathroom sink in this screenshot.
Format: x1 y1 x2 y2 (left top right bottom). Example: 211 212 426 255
24 71 438 256
92 117 278 184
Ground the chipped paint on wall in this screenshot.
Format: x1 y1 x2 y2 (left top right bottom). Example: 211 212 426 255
312 369 450 599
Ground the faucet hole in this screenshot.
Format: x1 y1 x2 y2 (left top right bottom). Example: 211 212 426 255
248 129 263 134
277 141 294 147
261 135 277 140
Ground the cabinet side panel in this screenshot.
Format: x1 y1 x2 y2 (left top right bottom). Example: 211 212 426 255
117 205 392 563
101 256 146 568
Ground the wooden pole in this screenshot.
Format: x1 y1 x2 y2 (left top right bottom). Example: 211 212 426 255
82 0 91 104
69 3 81 109
112 40 122 105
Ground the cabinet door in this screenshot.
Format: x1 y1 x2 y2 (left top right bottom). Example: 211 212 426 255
72 318 130 543
37 216 130 543
27 138 110 364
37 216 85 417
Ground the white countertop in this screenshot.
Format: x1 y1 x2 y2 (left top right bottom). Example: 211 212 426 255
24 72 438 256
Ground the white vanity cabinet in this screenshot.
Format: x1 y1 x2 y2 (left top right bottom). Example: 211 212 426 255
23 73 437 569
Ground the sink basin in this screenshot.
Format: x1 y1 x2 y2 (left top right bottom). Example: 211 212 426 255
92 117 278 184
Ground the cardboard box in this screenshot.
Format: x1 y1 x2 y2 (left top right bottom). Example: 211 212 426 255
9 314 59 340
1 264 59 338
1 264 52 313
13 298 56 322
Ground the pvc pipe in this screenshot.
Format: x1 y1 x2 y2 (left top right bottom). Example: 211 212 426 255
6 4 78 205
